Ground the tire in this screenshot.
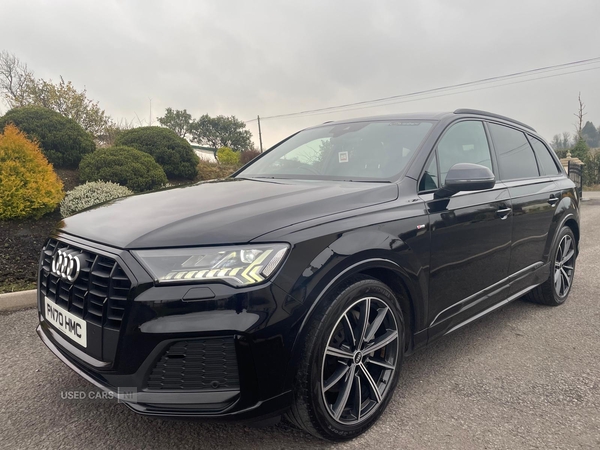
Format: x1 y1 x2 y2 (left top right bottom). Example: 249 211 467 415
526 225 577 306
286 275 405 441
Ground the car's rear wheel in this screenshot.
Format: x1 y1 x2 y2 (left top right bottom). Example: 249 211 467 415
526 225 576 306
287 276 404 441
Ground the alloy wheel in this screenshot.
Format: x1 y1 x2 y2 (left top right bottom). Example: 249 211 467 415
321 296 399 425
554 234 575 298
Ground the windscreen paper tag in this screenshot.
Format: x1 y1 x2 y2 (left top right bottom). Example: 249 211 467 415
338 151 348 163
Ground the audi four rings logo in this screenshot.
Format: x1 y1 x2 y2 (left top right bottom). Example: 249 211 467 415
51 250 81 282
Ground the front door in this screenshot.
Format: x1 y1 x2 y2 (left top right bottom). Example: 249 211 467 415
419 120 513 340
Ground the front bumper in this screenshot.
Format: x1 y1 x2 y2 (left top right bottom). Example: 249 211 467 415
36 234 303 420
36 323 292 420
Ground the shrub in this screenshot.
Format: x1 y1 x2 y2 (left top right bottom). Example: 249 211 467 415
583 153 600 186
196 160 238 181
0 124 64 219
0 106 95 168
240 149 261 165
115 126 199 179
570 138 590 160
60 181 134 217
554 148 568 159
216 147 240 165
79 146 167 192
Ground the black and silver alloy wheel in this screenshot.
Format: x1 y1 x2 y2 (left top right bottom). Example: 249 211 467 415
554 234 575 298
526 225 577 306
321 297 399 424
287 276 405 441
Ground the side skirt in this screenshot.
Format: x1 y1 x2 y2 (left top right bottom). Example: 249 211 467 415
442 283 541 336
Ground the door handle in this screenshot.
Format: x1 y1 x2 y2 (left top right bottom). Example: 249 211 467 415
548 195 559 206
496 207 512 219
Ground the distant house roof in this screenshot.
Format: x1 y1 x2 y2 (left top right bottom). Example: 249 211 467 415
189 143 216 153
188 142 217 162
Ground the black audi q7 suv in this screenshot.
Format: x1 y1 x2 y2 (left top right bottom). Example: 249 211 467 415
37 109 579 441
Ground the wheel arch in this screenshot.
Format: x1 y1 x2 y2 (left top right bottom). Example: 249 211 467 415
564 217 580 246
550 212 580 259
544 192 580 262
284 256 425 392
360 266 416 354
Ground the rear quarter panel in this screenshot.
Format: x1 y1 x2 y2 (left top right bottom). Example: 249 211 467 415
546 176 580 261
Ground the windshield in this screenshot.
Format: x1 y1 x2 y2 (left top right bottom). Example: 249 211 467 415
237 120 434 182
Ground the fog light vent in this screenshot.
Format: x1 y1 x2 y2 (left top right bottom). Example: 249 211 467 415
146 339 239 390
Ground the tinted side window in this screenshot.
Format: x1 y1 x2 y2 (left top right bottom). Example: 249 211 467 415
437 121 493 185
530 137 561 175
488 123 539 180
419 153 438 191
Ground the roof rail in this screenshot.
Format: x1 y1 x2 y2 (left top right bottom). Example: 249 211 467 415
453 108 536 132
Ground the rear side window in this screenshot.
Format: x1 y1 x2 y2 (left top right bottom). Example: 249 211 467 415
530 137 561 175
488 123 539 180
437 121 493 185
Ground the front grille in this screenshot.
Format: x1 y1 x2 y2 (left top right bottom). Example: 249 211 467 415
147 339 239 390
39 238 133 362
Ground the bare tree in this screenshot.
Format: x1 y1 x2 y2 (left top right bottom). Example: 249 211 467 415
97 117 135 147
573 92 587 139
0 51 34 108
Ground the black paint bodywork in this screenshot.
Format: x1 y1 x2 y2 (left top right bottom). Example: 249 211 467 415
37 110 580 421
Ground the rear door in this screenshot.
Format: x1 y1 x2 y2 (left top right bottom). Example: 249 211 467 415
486 123 562 295
420 120 513 340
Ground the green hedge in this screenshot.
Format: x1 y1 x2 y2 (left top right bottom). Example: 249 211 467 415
0 106 95 168
79 146 167 192
115 126 199 179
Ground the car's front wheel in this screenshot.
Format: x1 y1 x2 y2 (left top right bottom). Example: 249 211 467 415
287 276 404 441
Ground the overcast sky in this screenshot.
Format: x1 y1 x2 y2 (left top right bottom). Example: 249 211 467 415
1 0 599 148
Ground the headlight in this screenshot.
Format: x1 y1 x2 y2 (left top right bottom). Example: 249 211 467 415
132 244 290 287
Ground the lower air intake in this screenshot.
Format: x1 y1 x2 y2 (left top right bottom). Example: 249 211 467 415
147 339 239 390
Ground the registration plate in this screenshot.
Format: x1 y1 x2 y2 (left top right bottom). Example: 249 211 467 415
44 296 87 347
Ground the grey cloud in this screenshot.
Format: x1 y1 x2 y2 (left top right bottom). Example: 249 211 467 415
1 0 599 147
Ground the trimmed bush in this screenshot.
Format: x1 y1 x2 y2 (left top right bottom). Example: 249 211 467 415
216 146 240 165
0 106 95 168
0 124 64 219
583 152 600 186
115 126 199 179
60 181 134 217
196 160 238 181
79 146 167 192
570 138 590 160
240 149 261 165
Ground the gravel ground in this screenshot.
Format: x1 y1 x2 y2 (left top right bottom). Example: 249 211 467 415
1 194 599 450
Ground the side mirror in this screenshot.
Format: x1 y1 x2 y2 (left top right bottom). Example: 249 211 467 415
435 163 495 199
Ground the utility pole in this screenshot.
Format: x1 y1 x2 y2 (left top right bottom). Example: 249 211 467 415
149 98 152 126
257 115 263 153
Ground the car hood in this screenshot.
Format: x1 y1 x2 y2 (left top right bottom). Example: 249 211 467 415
59 178 398 249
